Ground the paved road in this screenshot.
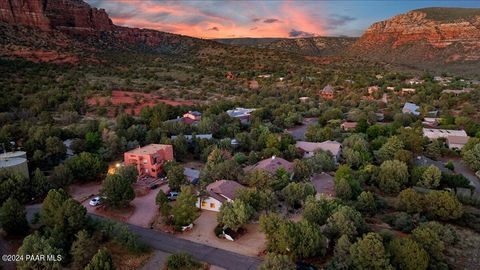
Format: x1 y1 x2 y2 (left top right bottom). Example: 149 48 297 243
446 158 480 194
286 117 317 140
26 206 261 270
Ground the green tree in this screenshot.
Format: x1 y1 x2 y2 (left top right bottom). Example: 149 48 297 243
156 190 171 217
326 205 366 240
49 164 73 189
425 140 442 160
70 230 97 269
65 152 106 182
396 188 423 213
281 182 315 209
45 136 67 163
388 237 429 270
334 165 361 200
331 234 352 269
412 226 445 261
376 136 404 163
167 165 188 191
424 191 463 220
462 143 480 172
84 248 115 270
303 195 336 226
292 159 312 181
100 173 135 209
32 168 49 198
419 165 441 188
165 252 201 270
16 232 63 270
349 233 393 270
377 160 409 194
172 185 198 226
356 191 376 214
307 150 336 173
217 200 254 231
0 197 29 235
259 253 295 270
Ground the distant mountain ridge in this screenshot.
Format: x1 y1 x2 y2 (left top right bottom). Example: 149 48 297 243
215 36 357 56
350 7 480 73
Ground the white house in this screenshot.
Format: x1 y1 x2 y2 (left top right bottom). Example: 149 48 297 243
295 140 342 164
196 180 245 212
422 128 469 149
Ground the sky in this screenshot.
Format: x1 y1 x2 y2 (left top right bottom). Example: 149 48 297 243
86 1 480 39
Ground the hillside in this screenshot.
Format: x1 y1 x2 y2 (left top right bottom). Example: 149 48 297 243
350 7 480 75
0 0 220 62
216 36 357 56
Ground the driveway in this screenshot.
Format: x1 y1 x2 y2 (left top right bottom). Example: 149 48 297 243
444 158 480 194
179 211 266 257
25 206 262 270
75 182 170 228
286 117 317 140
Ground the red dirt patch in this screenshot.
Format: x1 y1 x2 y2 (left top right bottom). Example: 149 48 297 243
86 90 196 116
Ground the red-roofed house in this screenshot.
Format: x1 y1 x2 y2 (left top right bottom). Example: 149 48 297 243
124 144 174 178
319 85 334 100
196 180 245 212
341 122 358 131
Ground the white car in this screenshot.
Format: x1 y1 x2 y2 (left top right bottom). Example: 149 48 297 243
89 196 103 206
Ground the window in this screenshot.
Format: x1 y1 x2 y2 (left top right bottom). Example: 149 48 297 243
210 203 215 208
152 169 156 172
201 201 207 207
143 159 148 164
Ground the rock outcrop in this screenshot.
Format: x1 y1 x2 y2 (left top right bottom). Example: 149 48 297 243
350 8 480 65
0 0 112 32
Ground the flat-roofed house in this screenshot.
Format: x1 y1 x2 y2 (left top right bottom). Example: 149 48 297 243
341 122 358 131
295 140 342 164
124 144 174 178
226 108 256 124
447 136 470 150
422 128 469 149
310 173 335 198
196 180 245 212
402 102 420 116
401 88 416 95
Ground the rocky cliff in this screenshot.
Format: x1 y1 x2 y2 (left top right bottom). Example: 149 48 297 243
0 0 112 32
0 0 216 58
351 8 480 67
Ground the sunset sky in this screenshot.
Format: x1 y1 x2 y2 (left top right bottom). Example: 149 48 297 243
87 1 480 39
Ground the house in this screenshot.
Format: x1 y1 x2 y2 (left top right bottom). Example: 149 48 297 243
171 134 213 141
422 118 440 127
63 139 74 158
341 122 358 131
402 102 420 116
447 136 470 150
0 151 29 179
257 74 272 78
182 111 202 124
124 144 174 178
368 86 379 95
295 140 342 164
386 86 395 91
405 77 424 85
184 167 200 184
422 128 469 149
319 85 334 100
246 156 294 174
310 173 335 198
441 88 473 95
375 113 385 122
401 88 416 95
226 107 256 124
299 97 310 103
196 180 245 212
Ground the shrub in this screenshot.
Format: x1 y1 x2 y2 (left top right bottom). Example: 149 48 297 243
166 252 201 270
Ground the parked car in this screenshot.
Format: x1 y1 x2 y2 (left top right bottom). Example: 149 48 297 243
89 196 103 206
167 191 179 201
